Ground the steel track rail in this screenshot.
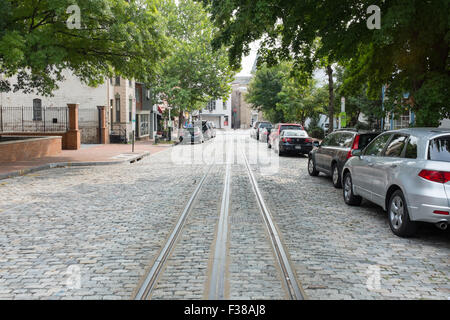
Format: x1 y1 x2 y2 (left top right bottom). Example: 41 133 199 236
242 150 306 300
208 163 232 300
134 165 212 300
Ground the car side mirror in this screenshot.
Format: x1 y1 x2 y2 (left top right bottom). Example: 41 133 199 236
351 149 362 157
313 141 320 147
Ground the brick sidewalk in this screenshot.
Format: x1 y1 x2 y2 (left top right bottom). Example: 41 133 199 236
0 141 173 180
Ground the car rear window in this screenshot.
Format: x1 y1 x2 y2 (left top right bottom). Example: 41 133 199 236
428 135 450 162
259 123 272 128
282 130 307 137
337 132 355 148
280 125 302 131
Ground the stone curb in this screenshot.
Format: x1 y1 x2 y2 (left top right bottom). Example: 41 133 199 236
0 151 151 181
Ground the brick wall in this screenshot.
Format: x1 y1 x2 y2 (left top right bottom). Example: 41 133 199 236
0 136 62 161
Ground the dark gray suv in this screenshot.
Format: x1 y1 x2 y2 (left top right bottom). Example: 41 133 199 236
308 129 381 188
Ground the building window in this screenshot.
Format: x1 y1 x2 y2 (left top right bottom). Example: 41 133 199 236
110 78 113 85
135 86 142 105
115 77 121 86
207 100 216 112
223 100 227 110
33 99 42 121
115 94 121 123
129 80 133 87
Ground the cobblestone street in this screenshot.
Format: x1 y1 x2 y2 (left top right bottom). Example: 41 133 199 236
0 130 449 300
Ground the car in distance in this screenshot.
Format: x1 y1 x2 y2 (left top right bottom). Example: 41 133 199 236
207 121 217 138
272 129 313 156
268 123 305 149
250 121 260 139
250 121 270 140
255 122 272 140
308 129 380 188
341 128 450 237
260 126 272 143
201 121 213 140
179 126 204 144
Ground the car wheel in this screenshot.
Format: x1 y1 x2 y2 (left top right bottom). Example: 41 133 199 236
308 158 319 176
388 190 417 237
332 163 342 188
343 173 362 206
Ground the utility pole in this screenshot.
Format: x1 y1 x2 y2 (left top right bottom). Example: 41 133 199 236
326 65 335 134
168 106 172 141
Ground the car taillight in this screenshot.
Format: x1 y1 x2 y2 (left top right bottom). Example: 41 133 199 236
347 135 360 159
433 210 449 215
418 170 450 183
305 138 312 143
282 138 291 143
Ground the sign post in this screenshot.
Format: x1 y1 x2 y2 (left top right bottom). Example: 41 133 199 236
339 97 346 129
132 100 136 152
168 107 172 141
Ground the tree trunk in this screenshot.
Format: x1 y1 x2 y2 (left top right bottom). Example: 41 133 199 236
326 65 335 134
178 109 184 129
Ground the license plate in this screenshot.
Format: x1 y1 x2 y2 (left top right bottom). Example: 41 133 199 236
295 146 302 150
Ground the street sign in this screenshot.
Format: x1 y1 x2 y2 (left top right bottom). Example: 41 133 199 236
339 112 347 128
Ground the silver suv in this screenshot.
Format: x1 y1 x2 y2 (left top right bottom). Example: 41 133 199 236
342 128 450 237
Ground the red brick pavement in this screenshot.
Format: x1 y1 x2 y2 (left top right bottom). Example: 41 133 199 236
0 141 173 178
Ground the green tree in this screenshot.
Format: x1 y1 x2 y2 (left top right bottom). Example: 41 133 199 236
203 0 450 126
336 65 383 129
276 78 326 126
154 0 235 128
0 0 168 95
245 62 290 123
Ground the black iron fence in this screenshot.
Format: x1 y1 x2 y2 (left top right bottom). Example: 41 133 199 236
78 108 100 144
0 106 69 133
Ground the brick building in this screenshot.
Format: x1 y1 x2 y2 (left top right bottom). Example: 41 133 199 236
0 71 159 143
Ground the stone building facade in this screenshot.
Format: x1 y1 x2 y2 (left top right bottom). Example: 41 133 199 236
231 76 264 129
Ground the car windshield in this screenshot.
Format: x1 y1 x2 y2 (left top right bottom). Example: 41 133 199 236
428 135 450 162
280 125 302 131
283 130 307 137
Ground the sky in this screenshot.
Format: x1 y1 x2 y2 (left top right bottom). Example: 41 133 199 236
236 42 259 77
236 41 328 86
